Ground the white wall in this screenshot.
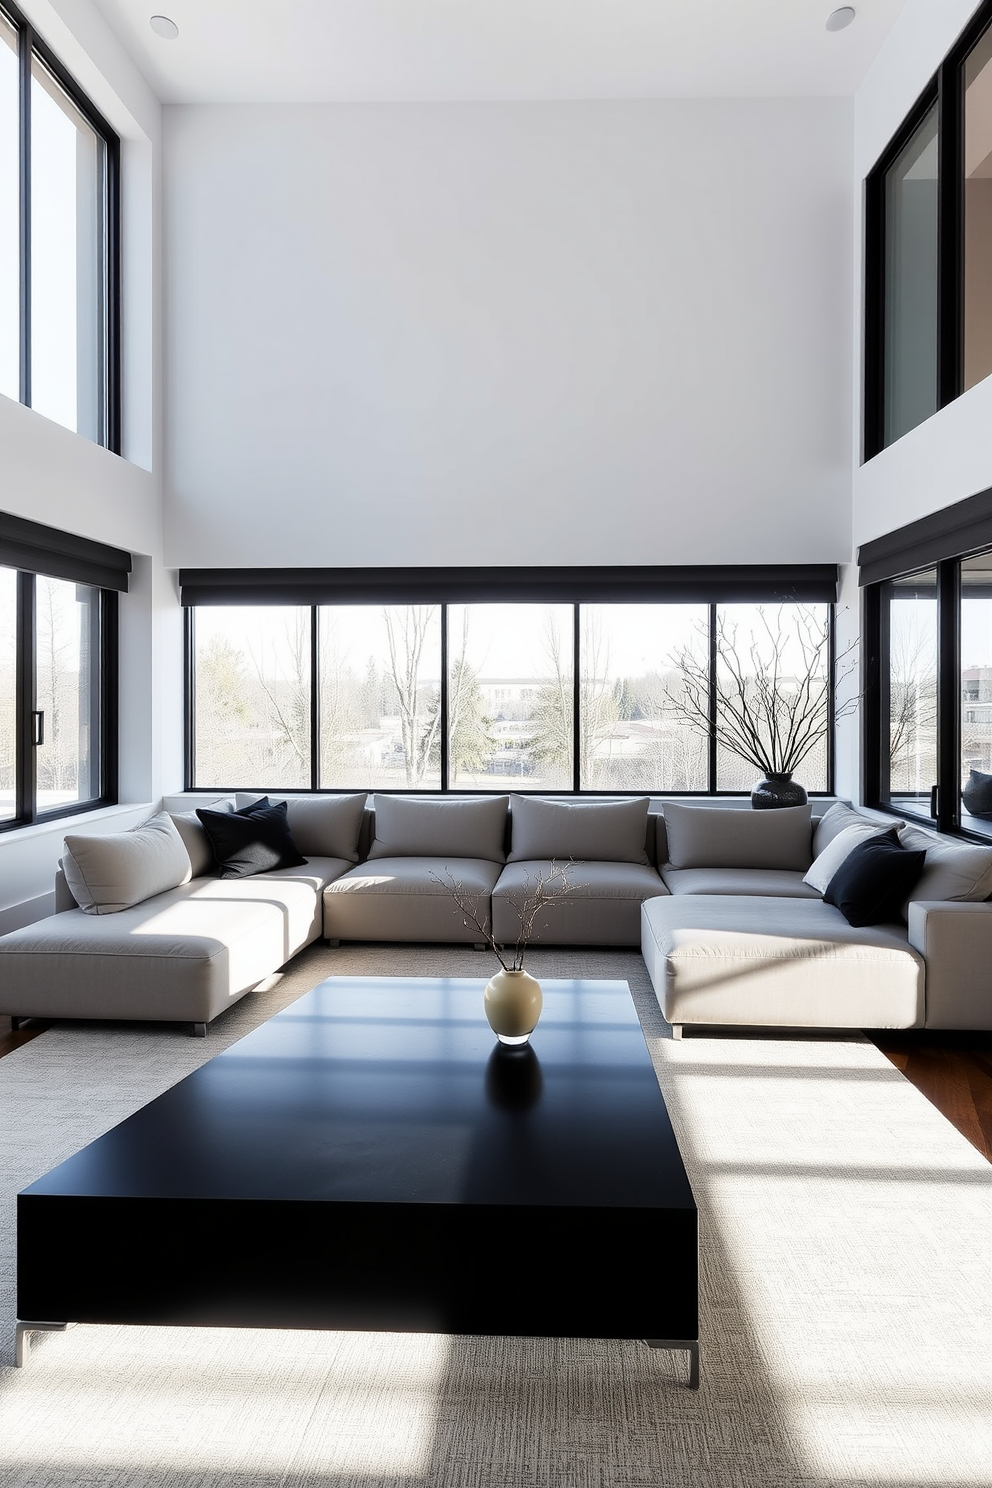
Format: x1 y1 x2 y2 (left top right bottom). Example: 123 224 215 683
853 0 992 549
0 0 172 932
164 99 854 569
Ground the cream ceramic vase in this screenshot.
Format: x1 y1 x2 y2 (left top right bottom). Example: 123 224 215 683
484 968 543 1045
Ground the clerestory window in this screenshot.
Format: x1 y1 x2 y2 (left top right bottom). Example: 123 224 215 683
0 1 120 449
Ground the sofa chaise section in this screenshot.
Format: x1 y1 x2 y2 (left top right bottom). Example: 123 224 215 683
642 893 925 1036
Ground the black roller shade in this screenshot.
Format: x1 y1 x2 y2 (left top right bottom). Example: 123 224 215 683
180 564 839 607
0 512 131 592
858 486 992 586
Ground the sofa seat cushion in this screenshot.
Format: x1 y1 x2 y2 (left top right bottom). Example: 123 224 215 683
641 894 924 1032
493 859 668 947
323 857 503 944
661 867 822 898
0 859 348 1026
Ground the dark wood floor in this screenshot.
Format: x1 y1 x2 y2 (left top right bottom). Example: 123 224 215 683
869 1028 992 1161
3 1016 991 1163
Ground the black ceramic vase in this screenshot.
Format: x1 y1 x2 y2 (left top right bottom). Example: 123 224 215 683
751 772 808 810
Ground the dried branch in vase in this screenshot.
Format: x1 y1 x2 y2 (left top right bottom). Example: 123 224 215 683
666 605 860 778
430 860 581 972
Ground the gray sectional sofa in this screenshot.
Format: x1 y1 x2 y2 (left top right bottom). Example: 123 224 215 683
1 792 991 1037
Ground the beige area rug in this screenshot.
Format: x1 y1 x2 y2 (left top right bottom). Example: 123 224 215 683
1 942 991 1487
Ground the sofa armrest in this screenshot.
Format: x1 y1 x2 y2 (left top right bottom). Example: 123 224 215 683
907 900 992 1029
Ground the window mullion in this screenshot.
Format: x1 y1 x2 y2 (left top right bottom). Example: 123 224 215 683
936 57 963 409
17 15 30 408
572 603 581 791
439 603 449 790
708 604 717 791
15 570 35 822
310 606 319 790
937 560 960 830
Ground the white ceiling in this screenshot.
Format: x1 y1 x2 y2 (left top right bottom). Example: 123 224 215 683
90 0 911 105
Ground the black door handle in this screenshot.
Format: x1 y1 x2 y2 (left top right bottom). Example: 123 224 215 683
31 710 44 747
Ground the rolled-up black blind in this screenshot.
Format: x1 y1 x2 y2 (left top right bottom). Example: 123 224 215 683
0 512 131 592
179 564 838 607
858 486 992 586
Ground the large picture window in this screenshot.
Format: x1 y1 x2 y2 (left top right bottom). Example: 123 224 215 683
865 1 992 458
0 1 119 449
184 571 837 797
0 513 126 830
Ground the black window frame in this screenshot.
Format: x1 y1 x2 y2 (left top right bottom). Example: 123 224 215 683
863 0 992 462
860 485 992 837
1 0 121 453
181 564 841 798
0 512 128 832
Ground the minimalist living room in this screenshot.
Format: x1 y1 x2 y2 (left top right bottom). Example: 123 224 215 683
2 0 992 1484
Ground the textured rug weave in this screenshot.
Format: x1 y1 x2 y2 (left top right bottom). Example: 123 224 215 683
1 942 991 1487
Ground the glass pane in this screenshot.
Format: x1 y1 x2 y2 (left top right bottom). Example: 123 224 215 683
884 103 939 447
318 606 441 789
960 554 992 834
35 575 101 812
0 566 16 821
964 24 992 393
579 605 708 790
447 604 573 790
0 15 17 403
30 57 107 443
713 605 831 794
192 607 311 789
885 571 938 811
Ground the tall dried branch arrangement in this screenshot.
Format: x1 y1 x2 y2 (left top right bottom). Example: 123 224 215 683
430 861 580 972
667 606 860 777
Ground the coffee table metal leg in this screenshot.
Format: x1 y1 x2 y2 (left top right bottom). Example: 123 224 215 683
645 1338 699 1389
15 1320 70 1368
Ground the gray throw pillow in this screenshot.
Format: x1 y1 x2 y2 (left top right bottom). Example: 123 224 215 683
663 801 813 872
368 795 508 863
507 795 650 864
812 801 899 858
803 821 891 894
63 811 192 915
170 797 236 878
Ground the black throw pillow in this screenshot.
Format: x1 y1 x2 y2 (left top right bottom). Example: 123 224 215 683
196 800 307 879
823 826 925 927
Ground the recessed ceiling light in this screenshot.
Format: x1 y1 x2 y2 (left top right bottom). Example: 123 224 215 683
149 15 179 41
825 6 856 29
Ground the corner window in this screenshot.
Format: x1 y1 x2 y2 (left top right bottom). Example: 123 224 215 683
865 534 992 841
865 2 992 458
0 513 128 831
0 1 119 450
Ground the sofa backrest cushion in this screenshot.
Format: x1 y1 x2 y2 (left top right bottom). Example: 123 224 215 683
803 820 892 895
236 792 367 862
196 799 308 879
62 811 193 915
170 797 235 877
812 801 898 858
896 824 992 917
663 801 813 871
507 795 650 864
368 794 508 863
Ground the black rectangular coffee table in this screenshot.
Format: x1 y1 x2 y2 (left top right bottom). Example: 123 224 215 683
18 977 698 1382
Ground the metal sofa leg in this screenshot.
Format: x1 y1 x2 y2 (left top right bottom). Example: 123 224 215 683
191 1022 207 1038
325 937 340 948
671 1024 683 1040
